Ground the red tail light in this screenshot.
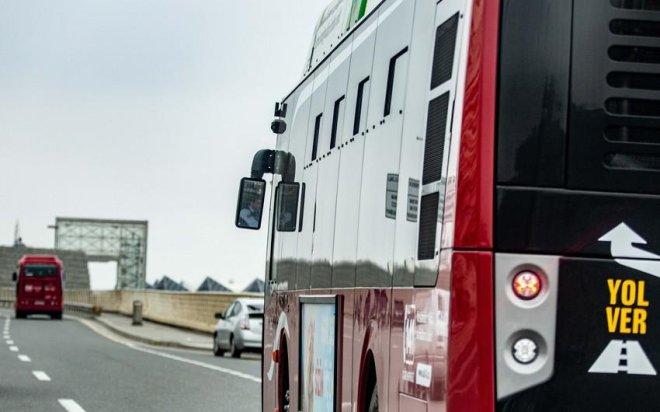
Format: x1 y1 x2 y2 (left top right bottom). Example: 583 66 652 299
241 318 250 330
512 271 542 300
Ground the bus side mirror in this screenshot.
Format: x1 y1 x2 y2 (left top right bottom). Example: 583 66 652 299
12 272 16 282
235 178 267 230
276 182 300 232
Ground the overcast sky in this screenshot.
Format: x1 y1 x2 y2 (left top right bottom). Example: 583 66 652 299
0 0 331 290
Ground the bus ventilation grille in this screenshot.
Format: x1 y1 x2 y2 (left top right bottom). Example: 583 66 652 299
417 194 439 260
605 3 660 172
423 93 450 185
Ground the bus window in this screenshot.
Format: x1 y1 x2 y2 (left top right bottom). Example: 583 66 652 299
384 47 409 117
330 96 345 149
353 77 370 135
311 113 322 161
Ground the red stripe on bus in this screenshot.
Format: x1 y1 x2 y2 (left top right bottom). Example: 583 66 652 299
447 250 495 412
453 0 499 250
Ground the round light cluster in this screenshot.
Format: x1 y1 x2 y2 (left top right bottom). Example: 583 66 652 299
512 338 538 364
512 271 542 300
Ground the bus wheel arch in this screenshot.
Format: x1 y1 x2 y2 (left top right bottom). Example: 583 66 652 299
359 349 378 412
276 330 290 412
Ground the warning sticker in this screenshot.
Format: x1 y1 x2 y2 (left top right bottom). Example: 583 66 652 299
589 277 656 375
589 340 656 375
385 174 399 220
407 179 419 222
588 222 660 376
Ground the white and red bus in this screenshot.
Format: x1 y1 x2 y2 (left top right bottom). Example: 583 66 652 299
236 0 660 410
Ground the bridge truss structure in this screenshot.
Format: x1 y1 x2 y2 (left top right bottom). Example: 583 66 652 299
53 217 148 289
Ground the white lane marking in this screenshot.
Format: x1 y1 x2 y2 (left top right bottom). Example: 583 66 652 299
127 343 261 383
77 318 261 383
18 355 31 362
32 371 51 381
9 346 18 352
58 399 86 412
6 340 14 345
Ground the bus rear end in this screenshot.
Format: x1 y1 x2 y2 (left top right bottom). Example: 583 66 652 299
14 255 64 320
491 0 660 410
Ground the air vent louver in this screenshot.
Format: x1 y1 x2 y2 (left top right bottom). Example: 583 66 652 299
422 93 450 185
417 194 439 260
567 0 660 194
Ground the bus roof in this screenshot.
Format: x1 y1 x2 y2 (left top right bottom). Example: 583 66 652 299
283 0 385 103
18 255 62 267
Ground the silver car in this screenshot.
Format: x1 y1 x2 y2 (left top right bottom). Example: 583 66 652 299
213 298 263 358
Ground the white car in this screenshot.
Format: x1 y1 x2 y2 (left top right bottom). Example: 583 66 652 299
213 298 263 358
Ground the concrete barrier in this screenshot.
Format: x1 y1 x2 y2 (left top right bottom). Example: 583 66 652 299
0 288 262 333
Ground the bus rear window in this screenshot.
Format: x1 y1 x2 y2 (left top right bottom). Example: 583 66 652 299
24 265 58 277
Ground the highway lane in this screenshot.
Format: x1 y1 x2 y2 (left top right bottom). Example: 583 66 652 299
0 311 261 412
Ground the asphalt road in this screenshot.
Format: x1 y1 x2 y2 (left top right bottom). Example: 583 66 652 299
0 310 261 412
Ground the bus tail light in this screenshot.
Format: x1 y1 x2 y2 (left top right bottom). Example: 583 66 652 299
512 337 538 364
512 271 542 300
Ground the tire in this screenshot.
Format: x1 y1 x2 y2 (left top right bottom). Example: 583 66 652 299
230 335 241 358
51 312 62 320
367 384 378 412
213 334 225 357
15 311 25 319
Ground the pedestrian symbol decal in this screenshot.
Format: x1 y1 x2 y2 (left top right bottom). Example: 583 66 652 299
589 340 656 375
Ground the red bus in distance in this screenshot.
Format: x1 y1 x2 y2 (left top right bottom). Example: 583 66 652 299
13 255 64 320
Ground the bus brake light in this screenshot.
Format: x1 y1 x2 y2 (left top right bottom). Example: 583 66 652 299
512 271 542 300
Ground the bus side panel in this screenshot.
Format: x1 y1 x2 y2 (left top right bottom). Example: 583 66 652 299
446 251 495 412
326 13 378 411
311 38 351 292
298 64 329 291
331 19 375 290
446 0 499 250
318 28 355 412
382 0 452 409
352 2 417 410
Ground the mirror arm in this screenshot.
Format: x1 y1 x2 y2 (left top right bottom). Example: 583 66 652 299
250 149 296 182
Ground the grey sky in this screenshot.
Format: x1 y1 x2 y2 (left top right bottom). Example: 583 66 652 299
0 0 330 290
